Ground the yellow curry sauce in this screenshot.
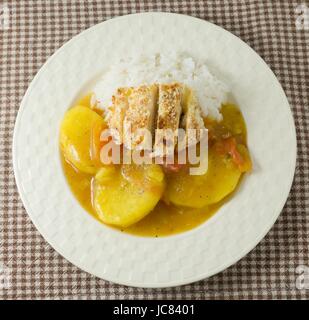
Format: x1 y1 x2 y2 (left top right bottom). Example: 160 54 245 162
60 95 251 237
61 155 222 237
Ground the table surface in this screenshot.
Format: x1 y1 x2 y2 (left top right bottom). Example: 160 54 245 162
0 0 308 300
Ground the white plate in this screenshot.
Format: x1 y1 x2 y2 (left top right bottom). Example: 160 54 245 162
13 13 296 288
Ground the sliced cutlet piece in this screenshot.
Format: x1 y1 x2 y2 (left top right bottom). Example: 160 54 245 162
180 87 206 148
107 87 130 144
153 83 183 156
123 84 158 150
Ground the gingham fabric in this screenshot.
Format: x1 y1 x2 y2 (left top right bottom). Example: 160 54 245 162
0 0 308 300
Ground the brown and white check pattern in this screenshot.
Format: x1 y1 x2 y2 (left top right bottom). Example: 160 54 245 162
0 0 308 300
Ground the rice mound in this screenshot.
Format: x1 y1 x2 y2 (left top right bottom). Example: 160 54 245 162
93 53 229 121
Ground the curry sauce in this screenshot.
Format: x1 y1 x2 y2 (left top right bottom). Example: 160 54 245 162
60 98 251 237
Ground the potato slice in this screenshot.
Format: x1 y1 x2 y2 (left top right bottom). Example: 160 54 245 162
165 149 241 208
60 106 105 174
94 164 165 227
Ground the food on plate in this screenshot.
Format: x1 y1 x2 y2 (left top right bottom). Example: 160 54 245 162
60 54 252 237
94 164 165 227
123 84 158 149
153 83 183 155
107 88 129 144
180 86 205 147
60 106 105 174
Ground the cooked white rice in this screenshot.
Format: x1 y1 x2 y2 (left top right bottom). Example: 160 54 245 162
93 53 229 121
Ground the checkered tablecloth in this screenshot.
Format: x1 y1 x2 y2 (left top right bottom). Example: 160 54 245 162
0 0 308 300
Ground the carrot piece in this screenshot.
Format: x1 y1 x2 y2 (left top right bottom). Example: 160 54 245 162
214 137 251 172
225 137 244 167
